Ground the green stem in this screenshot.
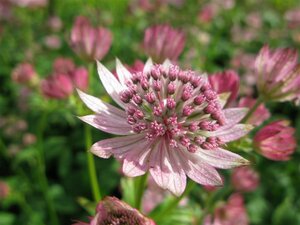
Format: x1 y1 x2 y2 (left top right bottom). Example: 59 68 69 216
85 125 102 201
134 173 148 210
37 112 59 225
150 180 196 221
241 97 264 123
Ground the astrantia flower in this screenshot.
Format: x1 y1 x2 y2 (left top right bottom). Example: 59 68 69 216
254 120 296 161
74 196 155 225
255 45 300 104
70 16 112 62
143 25 185 63
12 62 37 85
78 59 251 196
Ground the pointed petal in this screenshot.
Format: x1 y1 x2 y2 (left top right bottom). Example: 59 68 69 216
116 58 132 86
177 148 223 186
162 59 172 70
221 108 248 129
213 124 253 142
149 140 186 196
196 148 249 169
122 143 152 177
143 58 153 74
77 89 127 118
97 61 126 108
91 134 146 158
79 115 133 135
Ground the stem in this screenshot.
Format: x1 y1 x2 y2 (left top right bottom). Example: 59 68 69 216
150 180 196 221
85 125 102 201
134 173 148 210
36 112 59 225
241 97 264 123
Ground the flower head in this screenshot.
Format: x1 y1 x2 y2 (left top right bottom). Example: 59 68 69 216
143 25 185 63
255 45 300 104
254 120 296 161
12 62 37 85
0 181 10 199
231 166 259 192
74 196 155 225
70 16 112 62
238 97 270 126
204 193 249 225
208 70 240 105
78 59 251 196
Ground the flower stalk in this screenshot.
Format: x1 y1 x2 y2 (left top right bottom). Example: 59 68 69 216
241 97 264 123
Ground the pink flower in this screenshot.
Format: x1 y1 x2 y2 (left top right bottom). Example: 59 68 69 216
78 59 251 196
254 120 296 161
231 166 259 192
71 67 89 91
204 193 249 225
0 181 10 199
255 45 300 104
285 8 300 29
44 35 61 49
11 0 48 8
198 4 218 23
70 16 112 61
74 196 156 225
238 97 270 126
11 63 37 85
208 70 240 105
47 16 63 32
53 57 75 75
41 73 73 99
143 25 185 63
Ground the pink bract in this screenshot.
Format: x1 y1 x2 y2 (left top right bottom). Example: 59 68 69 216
208 70 240 106
143 25 185 63
74 196 156 225
70 16 112 62
238 97 270 126
255 45 300 104
78 59 251 196
254 120 296 161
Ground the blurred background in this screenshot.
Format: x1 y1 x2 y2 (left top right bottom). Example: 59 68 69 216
1 0 300 224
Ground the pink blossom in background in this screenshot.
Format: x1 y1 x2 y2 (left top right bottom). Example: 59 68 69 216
143 25 185 63
53 57 75 75
11 62 37 85
78 59 251 196
10 0 48 8
246 12 262 29
22 133 37 146
70 16 112 61
44 35 61 49
255 45 300 104
74 197 156 225
41 73 73 99
71 67 89 91
208 70 240 106
254 120 296 161
131 0 184 12
204 193 249 225
0 181 10 199
198 4 218 23
231 166 259 192
0 0 12 20
238 97 270 126
47 16 63 32
285 8 300 29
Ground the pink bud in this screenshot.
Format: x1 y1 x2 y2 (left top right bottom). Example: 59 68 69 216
41 74 73 99
70 67 89 91
53 57 75 75
231 166 259 192
12 63 36 85
0 181 10 199
254 120 296 161
70 16 112 61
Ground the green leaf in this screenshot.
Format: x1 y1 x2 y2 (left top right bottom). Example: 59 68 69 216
0 213 15 225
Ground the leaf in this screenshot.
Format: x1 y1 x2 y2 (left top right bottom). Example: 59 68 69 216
0 213 15 225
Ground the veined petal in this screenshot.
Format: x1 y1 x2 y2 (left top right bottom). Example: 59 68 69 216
196 148 249 169
79 115 133 135
77 89 127 118
149 140 187 196
116 58 132 86
97 61 126 108
211 124 253 142
122 142 152 177
177 147 223 186
143 58 153 74
91 134 146 158
221 108 248 129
